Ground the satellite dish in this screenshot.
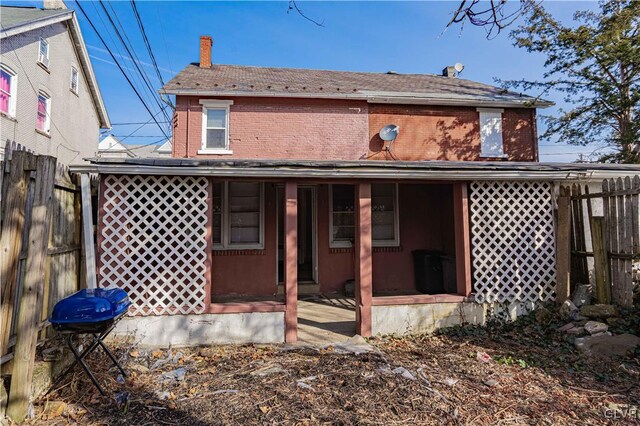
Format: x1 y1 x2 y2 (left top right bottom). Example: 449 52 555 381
379 124 399 141
454 62 464 73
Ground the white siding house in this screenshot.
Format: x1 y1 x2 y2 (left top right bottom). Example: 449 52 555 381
0 4 110 165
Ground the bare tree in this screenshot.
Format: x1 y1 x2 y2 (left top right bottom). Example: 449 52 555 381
447 0 538 37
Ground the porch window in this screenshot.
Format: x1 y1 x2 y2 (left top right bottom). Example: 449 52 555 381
199 99 233 154
329 184 399 248
0 65 17 117
478 108 504 157
70 66 79 94
212 181 264 249
36 91 51 133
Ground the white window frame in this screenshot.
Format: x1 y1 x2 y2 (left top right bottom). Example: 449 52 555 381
36 91 51 134
38 37 50 68
199 99 233 154
70 65 79 94
213 181 265 250
478 108 506 158
329 183 400 248
0 65 18 117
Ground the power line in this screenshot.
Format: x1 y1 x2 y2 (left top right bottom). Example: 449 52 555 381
111 121 171 125
74 0 169 139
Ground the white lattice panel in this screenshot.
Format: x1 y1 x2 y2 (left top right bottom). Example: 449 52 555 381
99 175 209 315
470 181 556 303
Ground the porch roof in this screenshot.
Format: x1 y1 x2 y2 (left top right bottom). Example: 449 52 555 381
70 158 640 181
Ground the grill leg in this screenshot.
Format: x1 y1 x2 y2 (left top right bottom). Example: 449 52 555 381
66 335 107 396
95 335 128 377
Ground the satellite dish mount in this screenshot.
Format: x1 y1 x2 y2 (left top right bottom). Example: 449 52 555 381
379 124 400 153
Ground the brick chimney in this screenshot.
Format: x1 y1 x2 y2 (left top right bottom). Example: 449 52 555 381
442 66 456 78
44 0 66 9
199 36 213 69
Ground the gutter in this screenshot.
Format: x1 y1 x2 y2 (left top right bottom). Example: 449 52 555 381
159 89 554 109
0 10 73 38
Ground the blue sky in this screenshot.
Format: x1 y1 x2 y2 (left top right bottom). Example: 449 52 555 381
8 1 603 162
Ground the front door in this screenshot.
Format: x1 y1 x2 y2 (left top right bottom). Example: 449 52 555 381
277 186 317 284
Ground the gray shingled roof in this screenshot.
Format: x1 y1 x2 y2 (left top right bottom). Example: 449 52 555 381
161 64 552 108
0 6 71 32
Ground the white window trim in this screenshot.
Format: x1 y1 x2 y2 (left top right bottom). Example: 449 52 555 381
38 37 49 68
213 181 264 250
70 65 79 94
199 99 233 154
1 65 18 118
37 91 51 134
477 107 506 158
329 184 400 248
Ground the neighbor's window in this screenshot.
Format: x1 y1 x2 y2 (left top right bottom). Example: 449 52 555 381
38 37 49 67
70 66 79 93
36 91 51 133
199 99 232 153
478 108 504 157
0 65 17 117
329 184 399 248
213 181 264 249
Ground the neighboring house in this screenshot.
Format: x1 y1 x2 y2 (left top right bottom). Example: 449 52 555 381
97 135 172 158
0 3 110 165
72 35 639 347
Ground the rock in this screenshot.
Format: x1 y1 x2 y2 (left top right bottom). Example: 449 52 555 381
606 317 620 327
250 363 286 377
392 367 416 381
584 321 608 335
559 300 578 319
483 379 499 387
534 307 552 324
575 333 640 357
580 304 619 319
566 327 585 335
41 347 63 362
129 363 150 374
558 323 575 332
331 335 375 355
162 367 187 381
572 284 592 307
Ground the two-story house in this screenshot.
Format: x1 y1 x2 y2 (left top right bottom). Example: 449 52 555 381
74 35 637 346
0 3 110 165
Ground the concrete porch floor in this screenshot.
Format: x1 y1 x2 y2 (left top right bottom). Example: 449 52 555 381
297 295 356 344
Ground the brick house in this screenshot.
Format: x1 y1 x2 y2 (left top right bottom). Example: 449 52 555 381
72 36 637 346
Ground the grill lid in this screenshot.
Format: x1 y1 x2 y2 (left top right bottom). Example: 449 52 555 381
50 288 131 325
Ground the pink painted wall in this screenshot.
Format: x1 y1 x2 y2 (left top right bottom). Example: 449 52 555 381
173 97 370 160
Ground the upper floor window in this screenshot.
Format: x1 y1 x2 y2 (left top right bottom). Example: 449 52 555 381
0 65 17 117
199 99 233 154
38 38 50 68
478 108 504 157
213 181 264 249
36 91 51 133
70 66 79 94
329 183 400 248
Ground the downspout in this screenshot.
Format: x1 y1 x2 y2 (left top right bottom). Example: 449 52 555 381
532 109 539 162
185 98 190 158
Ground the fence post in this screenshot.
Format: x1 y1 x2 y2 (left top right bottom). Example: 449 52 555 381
590 216 611 304
556 186 571 303
0 151 33 355
80 174 97 289
6 156 56 423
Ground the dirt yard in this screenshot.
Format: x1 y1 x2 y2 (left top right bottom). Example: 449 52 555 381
29 306 640 425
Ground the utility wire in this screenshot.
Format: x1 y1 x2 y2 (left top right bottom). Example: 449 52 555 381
96 0 170 124
74 0 169 139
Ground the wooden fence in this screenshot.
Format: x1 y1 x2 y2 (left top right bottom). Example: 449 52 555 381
557 176 639 307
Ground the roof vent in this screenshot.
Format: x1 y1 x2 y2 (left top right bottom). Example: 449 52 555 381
386 70 398 75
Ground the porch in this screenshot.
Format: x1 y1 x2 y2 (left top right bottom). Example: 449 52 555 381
88 159 566 346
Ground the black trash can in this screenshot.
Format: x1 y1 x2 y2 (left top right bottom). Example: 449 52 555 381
412 250 445 294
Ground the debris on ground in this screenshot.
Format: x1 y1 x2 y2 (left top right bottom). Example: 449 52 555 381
28 303 640 425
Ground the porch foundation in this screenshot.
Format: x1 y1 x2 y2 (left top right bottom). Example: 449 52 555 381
110 312 285 347
371 301 537 336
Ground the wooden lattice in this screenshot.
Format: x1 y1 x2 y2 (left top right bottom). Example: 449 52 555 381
469 181 556 303
99 175 209 315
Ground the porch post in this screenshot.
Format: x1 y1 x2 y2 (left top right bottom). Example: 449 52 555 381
284 182 298 342
453 182 472 296
355 183 372 337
